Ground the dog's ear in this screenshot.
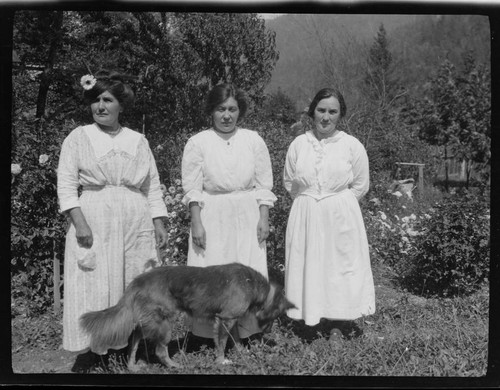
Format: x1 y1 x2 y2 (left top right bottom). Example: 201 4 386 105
264 283 277 309
268 283 297 312
282 297 297 311
273 285 296 312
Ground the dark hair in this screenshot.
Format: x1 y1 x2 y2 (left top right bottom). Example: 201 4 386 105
82 70 135 108
204 83 248 120
307 88 347 119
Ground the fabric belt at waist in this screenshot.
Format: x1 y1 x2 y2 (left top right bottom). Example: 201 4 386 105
296 188 350 199
82 184 141 193
203 188 253 196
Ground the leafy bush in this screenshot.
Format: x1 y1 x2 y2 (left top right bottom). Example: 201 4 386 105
11 116 70 314
362 182 436 267
395 191 489 297
158 180 190 266
12 310 63 352
246 117 293 285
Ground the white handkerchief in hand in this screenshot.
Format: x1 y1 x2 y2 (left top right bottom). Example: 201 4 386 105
76 241 97 270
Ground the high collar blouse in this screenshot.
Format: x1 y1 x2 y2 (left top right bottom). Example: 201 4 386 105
283 130 369 201
181 128 277 208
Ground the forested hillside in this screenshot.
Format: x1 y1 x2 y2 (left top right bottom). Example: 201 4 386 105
264 14 490 110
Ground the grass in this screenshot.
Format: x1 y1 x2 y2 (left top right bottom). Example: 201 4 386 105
11 183 491 381
11 259 489 378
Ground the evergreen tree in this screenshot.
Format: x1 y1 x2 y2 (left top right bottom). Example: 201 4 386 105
407 54 491 188
363 23 398 106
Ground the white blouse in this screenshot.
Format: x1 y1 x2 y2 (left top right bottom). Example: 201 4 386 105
182 128 277 208
57 124 167 219
284 130 369 201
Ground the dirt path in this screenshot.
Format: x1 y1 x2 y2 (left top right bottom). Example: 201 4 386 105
12 348 76 374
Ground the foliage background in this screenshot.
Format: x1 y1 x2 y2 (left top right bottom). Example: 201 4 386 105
8 9 493 380
10 10 490 326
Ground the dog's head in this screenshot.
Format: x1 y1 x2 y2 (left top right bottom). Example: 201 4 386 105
255 282 296 333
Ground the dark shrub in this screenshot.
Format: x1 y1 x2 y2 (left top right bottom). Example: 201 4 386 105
397 191 489 297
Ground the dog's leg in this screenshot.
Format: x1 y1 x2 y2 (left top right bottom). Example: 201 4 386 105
214 317 237 365
155 318 181 368
127 328 142 372
229 322 244 352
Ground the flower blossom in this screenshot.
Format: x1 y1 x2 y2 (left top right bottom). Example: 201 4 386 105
11 163 22 176
168 186 176 194
80 74 97 90
39 154 49 165
406 228 419 237
174 179 181 186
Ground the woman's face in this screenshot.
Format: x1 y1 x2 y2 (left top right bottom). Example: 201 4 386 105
212 97 240 133
313 96 341 140
91 91 122 130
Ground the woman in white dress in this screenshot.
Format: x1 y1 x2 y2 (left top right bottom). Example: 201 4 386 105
57 70 168 371
283 87 375 339
181 83 277 344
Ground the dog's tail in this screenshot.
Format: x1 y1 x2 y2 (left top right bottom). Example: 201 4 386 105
79 290 137 355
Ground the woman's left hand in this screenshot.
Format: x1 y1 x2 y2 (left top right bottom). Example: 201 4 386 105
153 218 168 250
257 216 270 244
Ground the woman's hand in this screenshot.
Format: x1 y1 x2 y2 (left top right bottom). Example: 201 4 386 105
191 220 206 249
75 223 93 248
257 205 270 244
68 207 93 248
153 218 168 250
189 202 206 249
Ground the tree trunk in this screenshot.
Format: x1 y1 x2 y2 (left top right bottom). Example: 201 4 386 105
35 10 64 119
53 240 61 315
465 160 472 189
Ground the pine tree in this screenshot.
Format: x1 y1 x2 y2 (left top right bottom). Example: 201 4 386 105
363 24 397 106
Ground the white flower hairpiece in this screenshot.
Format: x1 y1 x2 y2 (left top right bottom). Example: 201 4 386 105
80 74 97 90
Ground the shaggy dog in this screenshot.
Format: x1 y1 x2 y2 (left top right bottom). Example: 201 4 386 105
80 263 295 370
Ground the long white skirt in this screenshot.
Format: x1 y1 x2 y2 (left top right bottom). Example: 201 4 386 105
186 190 268 338
285 190 375 326
62 186 158 351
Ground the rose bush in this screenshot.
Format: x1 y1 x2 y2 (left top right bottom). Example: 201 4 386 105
11 117 70 315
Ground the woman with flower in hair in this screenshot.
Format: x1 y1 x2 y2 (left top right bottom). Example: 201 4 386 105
57 70 168 371
181 83 277 347
283 87 375 340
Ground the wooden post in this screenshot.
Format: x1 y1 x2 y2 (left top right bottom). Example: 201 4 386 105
395 162 425 196
53 240 61 315
418 165 424 194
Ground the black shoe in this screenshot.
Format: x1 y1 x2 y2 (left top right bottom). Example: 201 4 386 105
322 320 363 340
71 350 105 373
183 332 214 353
339 321 363 339
239 333 261 347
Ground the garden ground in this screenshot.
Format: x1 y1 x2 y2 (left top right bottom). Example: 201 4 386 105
11 259 490 378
